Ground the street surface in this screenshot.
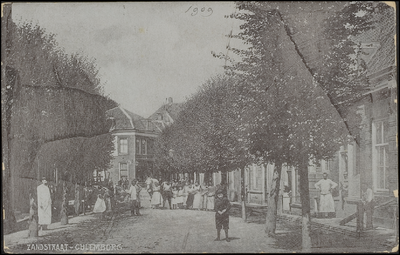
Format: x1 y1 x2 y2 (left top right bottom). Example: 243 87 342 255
4 191 396 253
6 207 286 253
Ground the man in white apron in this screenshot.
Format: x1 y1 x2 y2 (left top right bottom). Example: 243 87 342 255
37 176 52 230
315 172 338 218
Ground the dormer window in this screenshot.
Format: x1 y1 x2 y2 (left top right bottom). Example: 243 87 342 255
357 42 380 68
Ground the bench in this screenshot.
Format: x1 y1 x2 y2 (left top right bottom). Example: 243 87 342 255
290 203 302 209
231 202 268 217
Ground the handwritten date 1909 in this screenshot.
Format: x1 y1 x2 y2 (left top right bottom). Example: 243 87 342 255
185 6 213 17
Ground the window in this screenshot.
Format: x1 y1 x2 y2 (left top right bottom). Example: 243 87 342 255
141 139 147 155
373 120 389 190
147 139 153 155
136 138 140 154
119 138 128 154
135 138 147 155
120 163 128 179
325 159 331 172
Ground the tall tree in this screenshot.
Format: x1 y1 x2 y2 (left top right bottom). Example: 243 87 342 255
3 16 116 233
221 1 379 249
154 75 249 182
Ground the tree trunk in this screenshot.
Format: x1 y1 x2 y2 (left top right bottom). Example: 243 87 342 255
28 190 39 237
265 162 282 236
74 183 80 216
299 158 312 250
60 180 68 225
241 168 247 221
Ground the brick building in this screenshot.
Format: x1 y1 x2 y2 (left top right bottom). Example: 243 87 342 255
338 5 398 228
106 106 159 184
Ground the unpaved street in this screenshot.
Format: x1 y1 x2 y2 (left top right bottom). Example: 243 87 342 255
7 206 285 253
5 204 396 254
92 207 285 253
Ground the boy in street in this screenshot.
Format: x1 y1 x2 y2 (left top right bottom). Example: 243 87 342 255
214 189 231 242
127 179 141 216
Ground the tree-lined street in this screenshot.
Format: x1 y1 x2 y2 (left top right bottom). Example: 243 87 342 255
2 1 397 254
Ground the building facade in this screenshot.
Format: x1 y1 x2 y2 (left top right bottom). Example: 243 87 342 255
338 5 398 229
106 106 159 184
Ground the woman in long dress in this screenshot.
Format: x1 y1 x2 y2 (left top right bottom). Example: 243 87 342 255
206 183 216 211
185 184 195 209
151 182 162 209
192 182 202 210
200 183 209 210
177 186 184 209
93 188 106 219
182 181 190 209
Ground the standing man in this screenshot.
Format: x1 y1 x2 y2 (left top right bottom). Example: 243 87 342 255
162 180 173 209
135 180 143 210
340 172 349 210
37 176 52 230
127 179 141 216
362 183 374 229
315 172 338 218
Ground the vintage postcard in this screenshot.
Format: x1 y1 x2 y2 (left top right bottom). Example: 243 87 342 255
2 2 398 253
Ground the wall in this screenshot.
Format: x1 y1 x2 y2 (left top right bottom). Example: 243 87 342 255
109 133 136 184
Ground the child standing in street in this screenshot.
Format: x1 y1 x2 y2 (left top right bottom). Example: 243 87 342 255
214 189 231 242
177 186 184 209
172 186 178 209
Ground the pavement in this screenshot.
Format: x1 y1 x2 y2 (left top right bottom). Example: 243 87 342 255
3 213 100 252
4 208 288 253
3 190 398 253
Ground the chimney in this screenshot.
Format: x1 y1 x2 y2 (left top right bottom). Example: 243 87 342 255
168 97 173 104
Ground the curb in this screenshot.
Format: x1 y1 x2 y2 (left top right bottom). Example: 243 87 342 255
277 214 396 249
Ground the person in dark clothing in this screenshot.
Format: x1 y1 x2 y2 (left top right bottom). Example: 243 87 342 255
214 189 231 242
162 181 173 209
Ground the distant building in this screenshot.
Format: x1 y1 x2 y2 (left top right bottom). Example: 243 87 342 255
106 106 159 184
148 97 183 130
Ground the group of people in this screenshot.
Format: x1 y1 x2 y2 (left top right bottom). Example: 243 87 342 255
315 172 374 229
112 179 142 216
146 176 232 241
35 175 232 242
146 177 227 211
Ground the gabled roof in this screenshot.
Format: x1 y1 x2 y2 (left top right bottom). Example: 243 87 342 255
106 106 159 132
352 6 396 75
148 102 183 122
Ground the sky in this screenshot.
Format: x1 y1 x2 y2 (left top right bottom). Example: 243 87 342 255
12 2 245 118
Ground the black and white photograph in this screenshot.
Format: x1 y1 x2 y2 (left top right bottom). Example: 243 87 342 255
1 1 398 253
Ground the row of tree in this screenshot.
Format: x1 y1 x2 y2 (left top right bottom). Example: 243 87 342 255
154 1 387 249
2 6 117 235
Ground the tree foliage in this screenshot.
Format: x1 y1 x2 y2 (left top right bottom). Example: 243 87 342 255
154 75 248 177
217 0 386 246
7 21 105 94
3 18 117 227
